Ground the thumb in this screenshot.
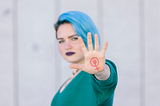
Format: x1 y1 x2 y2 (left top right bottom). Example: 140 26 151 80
69 64 85 70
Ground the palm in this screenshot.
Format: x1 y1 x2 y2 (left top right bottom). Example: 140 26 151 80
83 51 105 74
70 32 108 74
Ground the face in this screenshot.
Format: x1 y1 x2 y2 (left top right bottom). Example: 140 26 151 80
57 23 85 64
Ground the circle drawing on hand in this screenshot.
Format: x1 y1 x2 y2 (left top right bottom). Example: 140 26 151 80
90 57 100 71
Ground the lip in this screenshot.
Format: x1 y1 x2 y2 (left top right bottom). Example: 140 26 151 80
66 52 75 56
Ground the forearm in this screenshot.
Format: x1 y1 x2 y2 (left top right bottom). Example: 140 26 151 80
94 64 110 81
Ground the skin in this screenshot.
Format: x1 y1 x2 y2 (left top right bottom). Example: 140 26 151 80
57 23 110 77
90 57 100 71
57 23 85 64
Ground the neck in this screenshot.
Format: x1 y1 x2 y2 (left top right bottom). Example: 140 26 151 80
73 69 80 75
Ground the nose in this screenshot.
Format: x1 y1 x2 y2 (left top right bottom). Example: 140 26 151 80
65 41 72 50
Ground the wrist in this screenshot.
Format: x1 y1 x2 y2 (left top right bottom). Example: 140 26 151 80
94 64 110 81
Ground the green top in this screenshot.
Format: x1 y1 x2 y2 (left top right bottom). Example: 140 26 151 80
51 59 118 106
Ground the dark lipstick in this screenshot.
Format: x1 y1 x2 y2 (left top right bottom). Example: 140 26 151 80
66 52 75 56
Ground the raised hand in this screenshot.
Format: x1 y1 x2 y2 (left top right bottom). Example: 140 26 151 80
69 32 108 74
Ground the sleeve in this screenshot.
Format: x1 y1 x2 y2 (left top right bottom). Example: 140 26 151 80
90 59 118 105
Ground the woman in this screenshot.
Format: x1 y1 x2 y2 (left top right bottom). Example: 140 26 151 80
51 11 118 106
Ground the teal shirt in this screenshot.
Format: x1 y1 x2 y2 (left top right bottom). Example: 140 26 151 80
51 59 118 106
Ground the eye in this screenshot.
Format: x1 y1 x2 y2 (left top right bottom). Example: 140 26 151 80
72 37 78 41
58 40 64 44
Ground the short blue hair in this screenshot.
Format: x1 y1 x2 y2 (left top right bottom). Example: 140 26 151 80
54 11 101 50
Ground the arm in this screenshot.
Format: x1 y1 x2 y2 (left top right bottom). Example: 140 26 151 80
90 59 118 105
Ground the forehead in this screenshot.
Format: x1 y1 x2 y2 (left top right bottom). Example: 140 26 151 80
57 23 76 38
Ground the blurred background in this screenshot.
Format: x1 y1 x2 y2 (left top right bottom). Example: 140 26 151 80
0 0 160 106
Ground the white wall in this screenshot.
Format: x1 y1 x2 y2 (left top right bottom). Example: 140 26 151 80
0 0 160 106
0 0 13 106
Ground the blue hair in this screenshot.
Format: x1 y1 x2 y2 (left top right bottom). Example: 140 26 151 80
55 11 101 50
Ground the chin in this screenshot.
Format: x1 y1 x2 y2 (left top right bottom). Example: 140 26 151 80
65 59 79 64
64 57 81 64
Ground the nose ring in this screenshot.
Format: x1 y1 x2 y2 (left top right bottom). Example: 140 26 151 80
66 49 69 52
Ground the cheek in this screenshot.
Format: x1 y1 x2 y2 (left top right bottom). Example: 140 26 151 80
73 42 83 52
58 45 64 54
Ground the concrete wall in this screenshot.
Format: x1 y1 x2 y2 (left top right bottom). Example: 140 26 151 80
0 0 160 106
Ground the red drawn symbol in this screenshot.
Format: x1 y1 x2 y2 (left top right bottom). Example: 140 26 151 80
90 57 100 71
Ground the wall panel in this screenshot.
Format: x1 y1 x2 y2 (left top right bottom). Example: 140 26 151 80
18 0 55 105
145 0 160 106
0 0 13 106
103 1 140 106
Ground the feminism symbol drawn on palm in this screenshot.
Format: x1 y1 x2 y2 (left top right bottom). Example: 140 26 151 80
90 57 100 71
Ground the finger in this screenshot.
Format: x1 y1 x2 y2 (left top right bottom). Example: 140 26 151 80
69 64 85 70
87 32 93 51
101 41 108 54
78 37 88 54
94 34 99 51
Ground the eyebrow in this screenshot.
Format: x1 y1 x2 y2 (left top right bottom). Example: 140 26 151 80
57 34 78 40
